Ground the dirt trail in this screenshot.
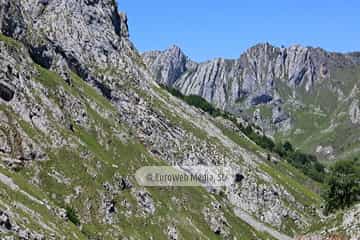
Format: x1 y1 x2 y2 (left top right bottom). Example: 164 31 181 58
234 208 293 240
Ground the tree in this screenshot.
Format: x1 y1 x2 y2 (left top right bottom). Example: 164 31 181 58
274 141 294 158
274 142 286 157
323 160 360 214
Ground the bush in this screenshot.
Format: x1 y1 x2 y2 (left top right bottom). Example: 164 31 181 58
161 85 223 117
283 141 293 152
287 151 325 182
184 95 223 117
240 125 275 151
274 142 286 157
259 135 275 151
167 87 184 98
323 159 360 213
66 206 81 226
274 141 294 157
273 141 325 182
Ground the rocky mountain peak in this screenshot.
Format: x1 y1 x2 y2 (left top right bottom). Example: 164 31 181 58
118 11 129 38
142 45 193 85
18 0 128 36
245 42 279 56
1 0 148 97
169 44 182 53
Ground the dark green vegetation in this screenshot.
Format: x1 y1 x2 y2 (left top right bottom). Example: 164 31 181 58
160 84 225 118
274 141 326 183
162 84 326 183
66 206 81 226
242 125 275 151
323 159 360 214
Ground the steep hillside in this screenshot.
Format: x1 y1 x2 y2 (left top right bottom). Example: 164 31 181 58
143 45 360 162
0 1 358 240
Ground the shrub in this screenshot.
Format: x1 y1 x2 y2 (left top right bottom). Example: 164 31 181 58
286 151 325 182
66 206 80 226
323 159 360 213
184 95 222 117
283 141 293 152
274 142 286 157
161 85 223 117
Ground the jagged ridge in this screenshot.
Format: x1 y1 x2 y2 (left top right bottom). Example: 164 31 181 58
143 43 360 109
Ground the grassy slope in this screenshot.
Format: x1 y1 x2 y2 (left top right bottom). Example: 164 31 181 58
269 66 360 163
0 40 275 239
0 34 325 239
154 86 324 236
35 67 285 239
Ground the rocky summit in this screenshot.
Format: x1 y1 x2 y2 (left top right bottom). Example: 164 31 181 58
0 0 359 240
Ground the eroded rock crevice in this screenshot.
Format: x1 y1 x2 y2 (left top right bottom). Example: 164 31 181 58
0 82 14 102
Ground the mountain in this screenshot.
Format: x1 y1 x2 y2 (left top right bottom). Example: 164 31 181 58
0 0 359 239
143 44 360 162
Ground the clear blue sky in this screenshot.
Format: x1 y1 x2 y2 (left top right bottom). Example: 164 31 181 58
118 0 359 62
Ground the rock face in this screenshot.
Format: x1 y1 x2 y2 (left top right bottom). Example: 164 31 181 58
143 45 196 86
349 99 360 124
0 209 45 240
0 210 12 231
144 43 360 110
202 202 230 237
0 0 150 166
134 190 156 215
0 0 147 90
342 204 360 240
296 204 360 240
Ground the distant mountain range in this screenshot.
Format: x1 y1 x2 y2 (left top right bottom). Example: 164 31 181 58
143 44 360 162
